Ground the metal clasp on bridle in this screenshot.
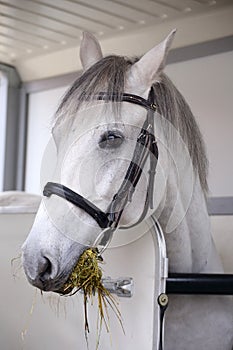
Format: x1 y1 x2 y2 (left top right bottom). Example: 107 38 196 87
150 103 157 111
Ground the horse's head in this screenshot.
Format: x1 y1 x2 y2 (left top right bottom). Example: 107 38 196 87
22 31 176 292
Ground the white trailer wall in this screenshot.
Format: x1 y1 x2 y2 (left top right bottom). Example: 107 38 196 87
166 50 233 197
25 86 67 193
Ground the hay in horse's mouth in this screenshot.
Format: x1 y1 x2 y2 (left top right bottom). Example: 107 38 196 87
59 248 103 297
58 248 123 336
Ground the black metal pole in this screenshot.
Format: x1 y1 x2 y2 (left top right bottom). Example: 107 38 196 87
166 273 233 295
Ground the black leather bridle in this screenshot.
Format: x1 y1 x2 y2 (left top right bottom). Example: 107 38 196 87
43 88 158 250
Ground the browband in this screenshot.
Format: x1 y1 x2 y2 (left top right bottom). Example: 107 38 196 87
96 92 157 111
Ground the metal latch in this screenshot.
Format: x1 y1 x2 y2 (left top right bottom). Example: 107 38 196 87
102 277 134 297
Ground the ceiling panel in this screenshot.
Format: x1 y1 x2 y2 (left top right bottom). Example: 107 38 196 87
0 0 232 64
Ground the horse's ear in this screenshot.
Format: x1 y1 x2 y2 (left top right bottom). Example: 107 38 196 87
80 32 103 71
129 29 176 90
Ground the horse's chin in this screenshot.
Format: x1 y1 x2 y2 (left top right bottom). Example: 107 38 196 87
23 263 76 295
55 285 74 296
53 277 74 295
45 272 75 295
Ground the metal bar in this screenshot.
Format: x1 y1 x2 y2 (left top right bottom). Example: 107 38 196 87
0 63 21 190
166 273 233 295
16 86 28 190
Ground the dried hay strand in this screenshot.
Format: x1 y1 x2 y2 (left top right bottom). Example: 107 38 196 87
60 248 124 344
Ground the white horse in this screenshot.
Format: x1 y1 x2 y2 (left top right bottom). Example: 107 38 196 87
22 31 233 349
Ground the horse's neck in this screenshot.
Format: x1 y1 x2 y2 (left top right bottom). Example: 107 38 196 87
156 174 223 274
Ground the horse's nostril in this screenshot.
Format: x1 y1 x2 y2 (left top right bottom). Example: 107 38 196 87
39 257 53 282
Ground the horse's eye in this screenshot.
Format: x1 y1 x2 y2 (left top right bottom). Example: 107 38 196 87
99 131 124 149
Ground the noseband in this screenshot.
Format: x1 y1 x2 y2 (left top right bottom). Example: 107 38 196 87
43 88 158 249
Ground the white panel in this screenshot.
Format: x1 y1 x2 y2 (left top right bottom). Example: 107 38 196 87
165 50 233 196
0 15 76 43
75 0 157 21
0 3 82 38
211 216 233 273
4 0 110 32
37 0 132 28
110 0 179 17
0 211 162 350
25 86 67 194
0 72 8 191
0 26 54 47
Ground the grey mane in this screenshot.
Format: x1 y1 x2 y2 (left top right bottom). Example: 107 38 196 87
56 55 208 192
